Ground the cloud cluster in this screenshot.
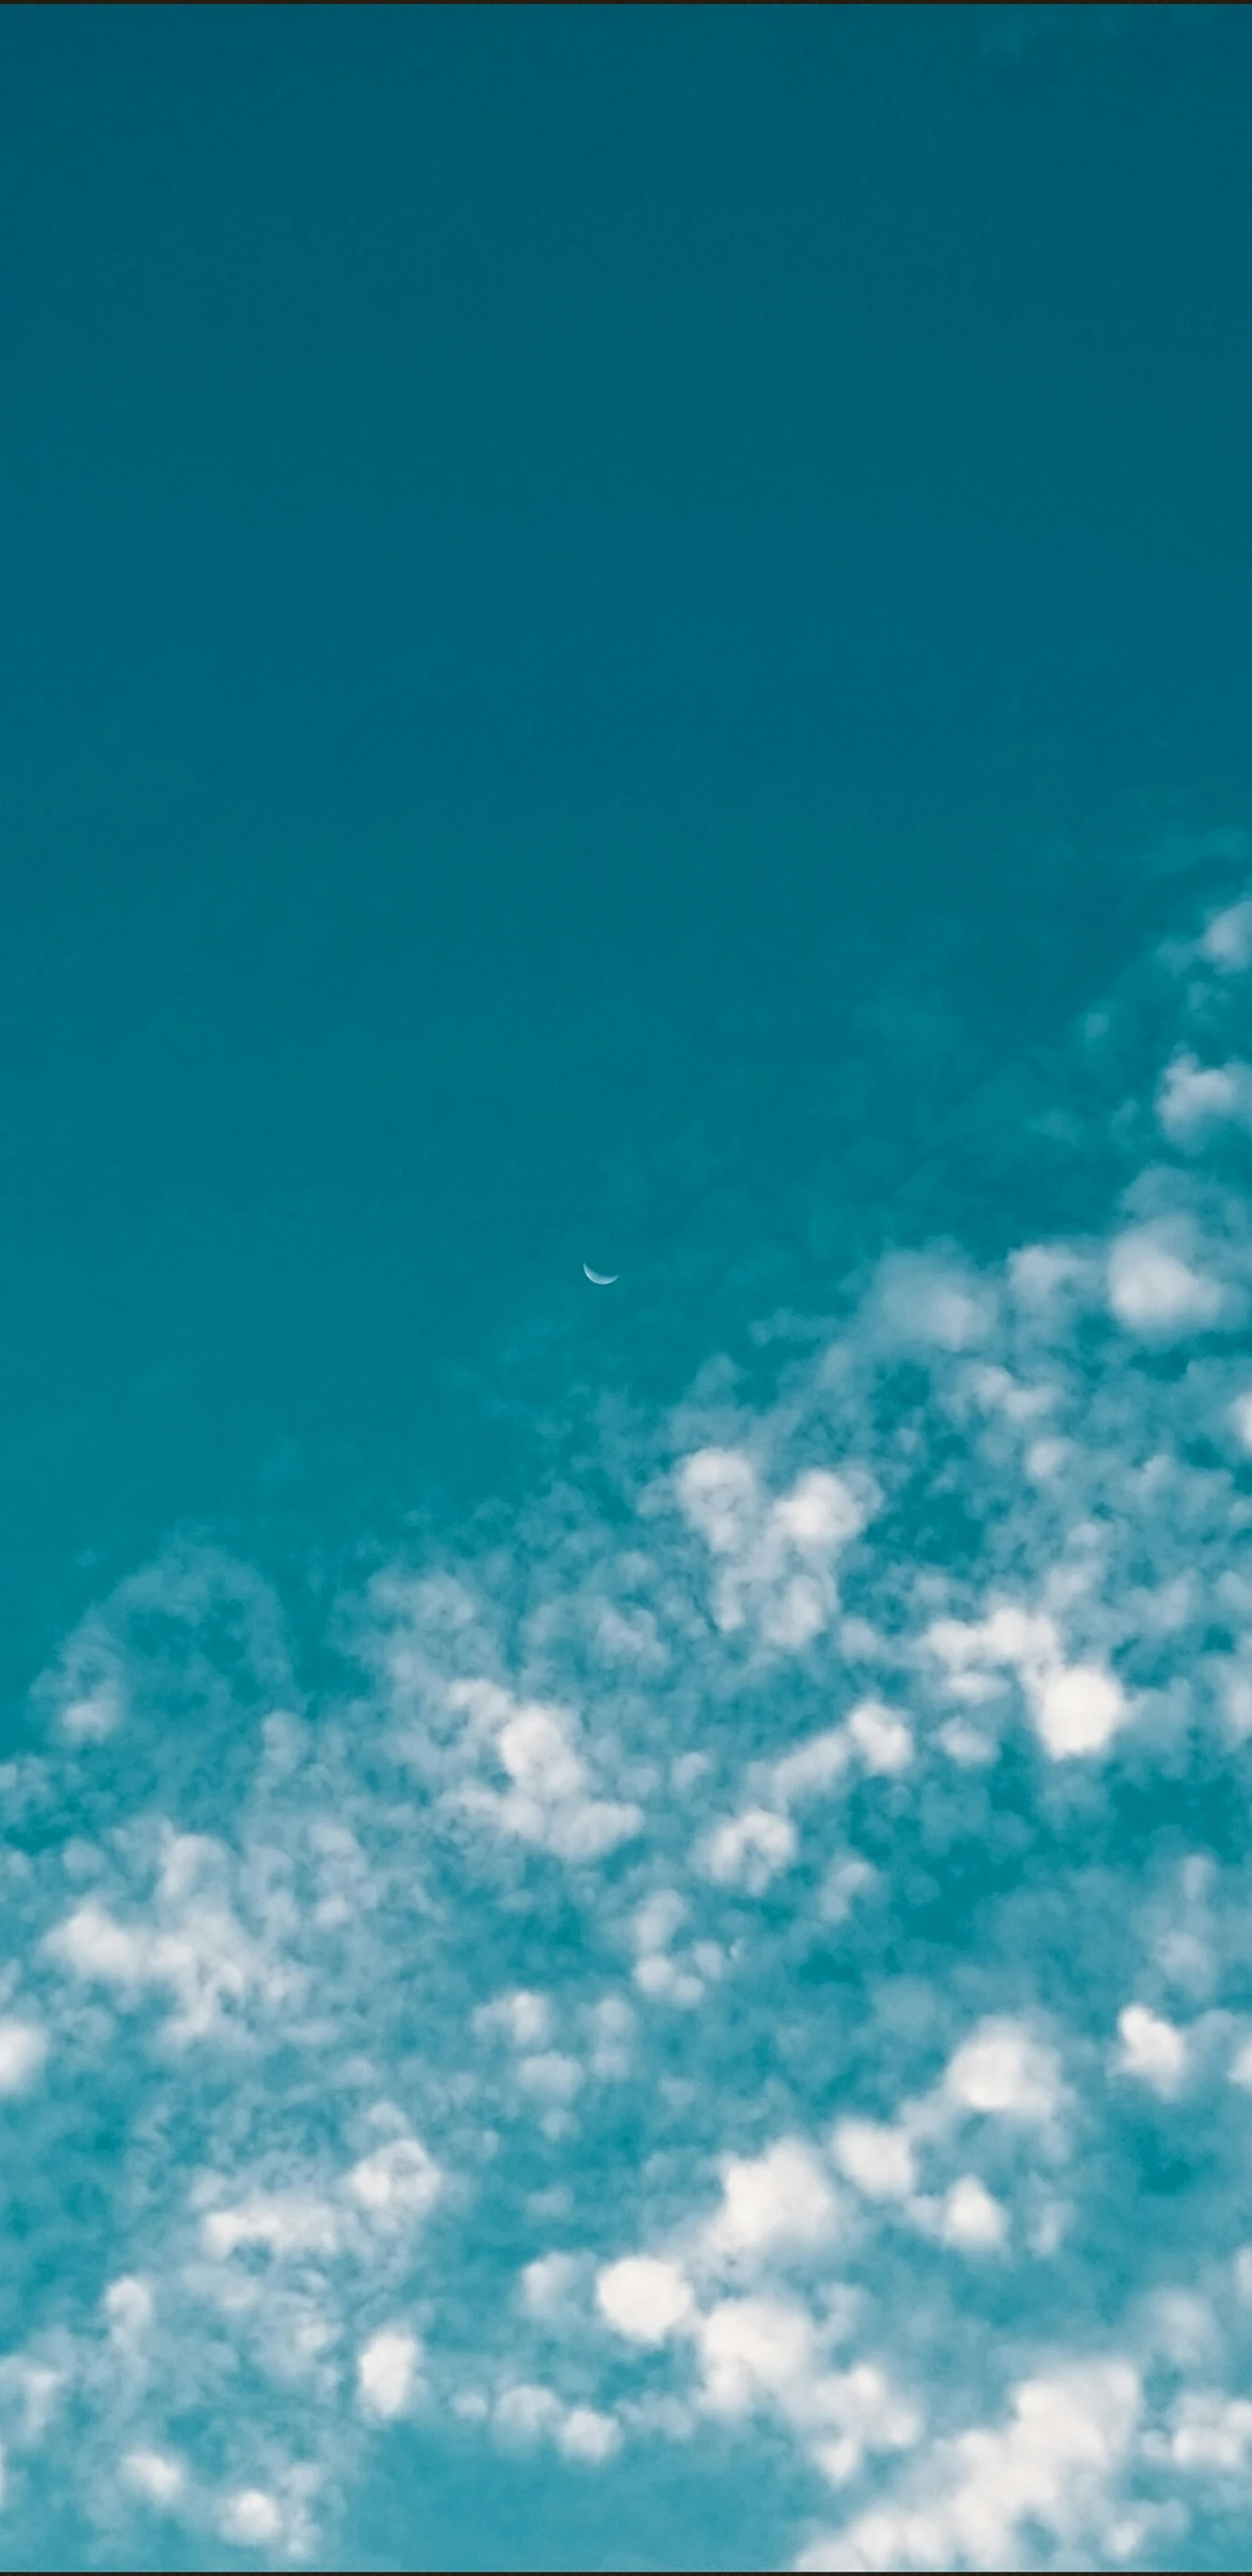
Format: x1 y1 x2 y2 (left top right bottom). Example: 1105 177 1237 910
3 873 1252 2564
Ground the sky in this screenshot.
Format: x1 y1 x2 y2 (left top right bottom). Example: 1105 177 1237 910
4 5 1252 2569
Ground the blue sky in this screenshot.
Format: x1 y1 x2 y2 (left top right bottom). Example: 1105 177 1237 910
4 7 1252 2569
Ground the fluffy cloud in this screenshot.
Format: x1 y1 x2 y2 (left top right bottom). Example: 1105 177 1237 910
845 1700 912 1775
1114 2004 1189 2097
558 2407 621 2464
492 2385 622 2466
928 2177 1008 2253
769 1727 854 1805
677 1451 874 1649
218 2488 284 2546
799 2361 1141 2571
1157 1050 1252 1144
121 2449 185 2506
924 1604 1128 1759
43 1833 300 2044
343 2133 444 2225
0 2018 47 2095
702 1806 798 1893
701 2138 842 2265
870 1253 997 1353
830 2120 917 2204
1027 1659 1128 1758
357 2328 421 2421
941 2021 1063 2125
595 2257 695 2346
696 2294 820 2418
452 1684 644 1863
1200 898 1252 971
694 2296 920 2491
1165 2392 1252 2470
1106 1227 1226 1337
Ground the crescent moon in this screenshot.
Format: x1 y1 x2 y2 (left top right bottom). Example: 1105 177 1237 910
583 1264 619 1285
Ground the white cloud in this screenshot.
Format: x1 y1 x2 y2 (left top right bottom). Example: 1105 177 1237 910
633 1951 705 2007
830 2119 916 2203
925 1603 1059 1681
942 2020 1063 2124
924 1604 1128 1760
122 2449 185 2506
809 2364 922 2487
697 2294 817 2418
1166 2390 1252 2470
1107 1227 1225 1337
771 1471 870 1554
873 1253 996 1353
703 2138 842 2264
677 1447 760 1556
820 1857 879 1923
702 1806 797 1894
1007 1242 1089 1306
344 2133 443 2225
846 1700 912 1775
633 1889 686 1953
493 2385 621 2466
517 2050 583 2106
219 2487 284 2547
201 2126 441 2274
1142 2288 1216 2368
677 1449 872 1649
474 1989 553 2049
0 2359 64 2442
0 2017 47 2094
769 1727 852 1806
43 1834 299 2044
1026 1660 1128 1758
587 1994 634 2077
497 1700 588 1804
452 1686 644 1865
798 2360 1141 2572
202 2191 342 2263
1114 2004 1188 2096
493 2383 563 2445
32 1551 292 1764
694 2299 919 2487
357 2327 421 2421
1221 1666 1252 1743
557 2406 621 2464
1157 1050 1252 1145
61 1683 125 1744
1200 897 1252 971
937 1717 997 1766
1024 1434 1071 1482
35 1615 127 1744
46 1901 149 1988
104 2276 154 2344
595 2256 694 2346
631 1890 705 2006
519 2252 582 2322
931 2177 1008 2252
760 1576 831 1653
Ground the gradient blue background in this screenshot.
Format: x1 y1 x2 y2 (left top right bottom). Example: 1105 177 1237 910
4 8 1252 2569
4 1 1249 1637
